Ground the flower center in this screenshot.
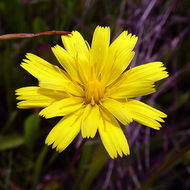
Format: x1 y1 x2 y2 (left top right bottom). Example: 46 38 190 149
85 80 104 105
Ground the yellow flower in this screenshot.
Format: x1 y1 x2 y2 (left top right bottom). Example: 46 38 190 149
16 26 168 159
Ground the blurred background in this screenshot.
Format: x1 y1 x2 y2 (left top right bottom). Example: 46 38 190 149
0 0 190 189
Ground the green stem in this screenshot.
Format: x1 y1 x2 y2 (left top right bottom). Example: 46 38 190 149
63 139 87 183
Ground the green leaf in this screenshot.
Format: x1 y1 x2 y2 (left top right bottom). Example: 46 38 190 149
73 143 92 190
32 145 49 190
178 93 189 107
183 150 190 166
0 2 6 16
1 110 18 134
43 181 60 190
24 113 40 151
0 136 24 151
80 144 109 190
45 151 59 170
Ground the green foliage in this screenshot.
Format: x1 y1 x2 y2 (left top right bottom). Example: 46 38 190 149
32 146 49 190
43 181 59 190
73 143 93 190
24 113 40 151
183 150 190 166
80 145 109 190
0 136 24 151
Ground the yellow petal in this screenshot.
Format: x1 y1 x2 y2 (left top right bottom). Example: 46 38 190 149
98 117 117 159
52 45 81 84
105 122 130 157
103 50 135 86
61 31 89 59
39 78 84 96
110 31 138 53
90 26 110 78
124 62 168 83
45 113 81 152
101 31 137 85
81 104 100 138
125 99 167 130
108 62 168 99
15 86 66 109
21 53 67 80
107 80 155 99
98 112 130 159
102 98 132 125
61 31 91 84
39 97 84 119
75 52 91 85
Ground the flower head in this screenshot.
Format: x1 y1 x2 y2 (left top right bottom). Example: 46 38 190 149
16 26 168 158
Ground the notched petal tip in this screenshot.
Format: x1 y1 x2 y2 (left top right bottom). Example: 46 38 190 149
61 33 72 38
160 112 167 118
16 103 22 109
38 110 46 118
153 126 161 130
56 147 63 153
94 25 110 32
51 44 59 51
45 136 54 146
15 88 21 96
25 53 38 61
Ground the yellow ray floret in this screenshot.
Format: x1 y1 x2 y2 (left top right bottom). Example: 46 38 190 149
21 53 67 80
125 99 167 130
45 112 82 152
102 98 132 125
101 31 138 85
98 112 130 158
90 26 110 77
16 87 66 108
81 104 100 138
107 61 168 99
61 31 89 59
39 97 84 119
39 78 84 96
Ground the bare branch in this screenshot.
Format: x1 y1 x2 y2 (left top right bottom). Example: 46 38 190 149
0 31 71 40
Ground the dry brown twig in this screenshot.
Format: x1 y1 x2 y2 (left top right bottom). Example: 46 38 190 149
0 31 71 40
